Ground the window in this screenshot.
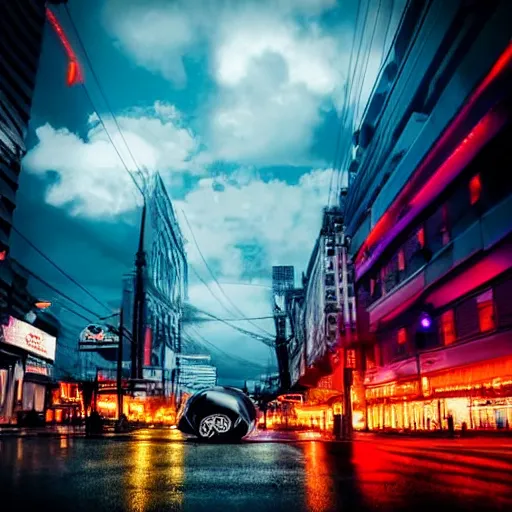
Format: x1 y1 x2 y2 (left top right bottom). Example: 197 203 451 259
441 205 450 245
370 278 375 296
477 289 495 332
397 328 407 345
417 226 425 248
439 310 456 345
397 249 405 271
469 174 482 205
374 344 381 366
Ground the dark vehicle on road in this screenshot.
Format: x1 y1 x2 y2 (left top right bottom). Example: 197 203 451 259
177 386 256 441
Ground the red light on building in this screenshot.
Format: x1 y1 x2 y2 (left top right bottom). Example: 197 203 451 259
440 310 456 345
35 301 52 310
469 173 482 205
398 249 405 271
46 8 83 86
417 227 425 248
0 250 6 261
144 327 152 367
356 43 512 274
477 289 495 332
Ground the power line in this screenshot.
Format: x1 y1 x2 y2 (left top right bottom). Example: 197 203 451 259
58 4 145 198
185 314 276 323
188 303 274 347
353 0 383 130
12 227 111 314
182 210 274 337
184 327 265 369
16 261 103 320
63 3 148 191
327 0 363 206
328 0 364 206
336 0 372 192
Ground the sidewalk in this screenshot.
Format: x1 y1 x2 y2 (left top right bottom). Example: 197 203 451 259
0 425 86 437
0 424 139 439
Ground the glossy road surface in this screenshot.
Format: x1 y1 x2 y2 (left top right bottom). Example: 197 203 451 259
0 429 511 512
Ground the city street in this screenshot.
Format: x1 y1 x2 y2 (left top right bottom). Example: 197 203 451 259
1 429 511 512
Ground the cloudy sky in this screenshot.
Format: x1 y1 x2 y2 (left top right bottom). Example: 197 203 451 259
14 0 404 385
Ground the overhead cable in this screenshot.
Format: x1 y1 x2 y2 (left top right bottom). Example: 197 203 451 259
12 227 111 313
60 4 145 197
182 210 274 338
16 262 103 320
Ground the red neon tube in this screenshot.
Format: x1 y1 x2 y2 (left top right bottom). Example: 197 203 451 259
357 43 512 270
46 7 83 86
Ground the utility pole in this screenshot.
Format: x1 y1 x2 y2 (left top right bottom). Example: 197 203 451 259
132 201 147 381
117 307 124 420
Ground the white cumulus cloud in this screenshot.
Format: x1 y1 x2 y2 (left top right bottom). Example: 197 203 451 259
23 102 204 218
177 167 333 279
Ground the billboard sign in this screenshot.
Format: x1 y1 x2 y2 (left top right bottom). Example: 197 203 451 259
2 316 56 362
79 323 119 351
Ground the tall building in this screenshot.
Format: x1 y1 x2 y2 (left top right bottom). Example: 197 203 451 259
0 1 66 424
272 265 294 390
0 0 65 257
278 209 360 431
178 355 217 396
345 0 512 431
121 172 187 397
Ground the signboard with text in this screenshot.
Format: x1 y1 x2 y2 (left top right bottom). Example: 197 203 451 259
79 323 119 351
2 316 56 362
25 355 53 377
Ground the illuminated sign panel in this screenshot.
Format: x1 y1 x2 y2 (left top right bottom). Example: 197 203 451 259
2 317 56 362
79 324 119 351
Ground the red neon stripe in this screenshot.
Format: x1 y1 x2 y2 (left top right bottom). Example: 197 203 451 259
46 8 83 86
356 109 505 280
357 42 512 265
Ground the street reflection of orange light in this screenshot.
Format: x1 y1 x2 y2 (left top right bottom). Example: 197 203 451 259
304 442 335 512
129 442 150 512
167 441 185 507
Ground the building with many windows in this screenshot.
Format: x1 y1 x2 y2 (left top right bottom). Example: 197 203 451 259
177 355 217 396
345 0 512 431
0 0 65 425
121 172 188 398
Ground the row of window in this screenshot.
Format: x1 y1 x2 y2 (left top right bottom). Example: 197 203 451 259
363 122 512 306
366 276 512 369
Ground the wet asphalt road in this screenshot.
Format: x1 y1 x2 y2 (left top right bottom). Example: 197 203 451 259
1 429 511 512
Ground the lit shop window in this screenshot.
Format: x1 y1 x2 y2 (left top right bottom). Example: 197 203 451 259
398 249 405 271
439 310 456 345
397 328 407 345
469 173 482 205
477 290 495 332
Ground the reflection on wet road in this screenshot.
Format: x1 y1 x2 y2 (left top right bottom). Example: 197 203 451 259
0 430 511 511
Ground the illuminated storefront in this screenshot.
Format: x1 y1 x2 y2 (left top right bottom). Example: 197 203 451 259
365 356 512 431
95 392 177 425
47 381 84 424
0 316 56 424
